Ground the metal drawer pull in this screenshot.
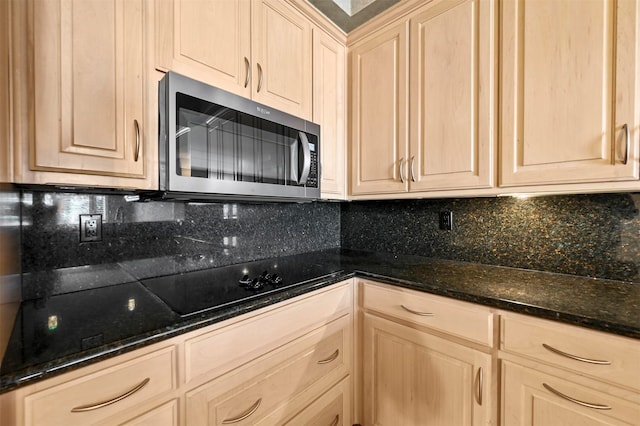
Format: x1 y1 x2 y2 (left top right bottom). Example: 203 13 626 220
317 349 340 364
622 123 630 165
542 343 611 365
71 377 150 412
257 63 263 92
329 414 340 426
410 156 416 182
399 158 405 183
133 119 141 162
475 367 483 405
543 383 611 410
222 398 262 424
244 57 251 88
400 304 434 316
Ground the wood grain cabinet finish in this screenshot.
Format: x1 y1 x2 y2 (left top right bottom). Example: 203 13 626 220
350 20 409 195
284 376 351 425
26 0 146 181
409 0 495 192
155 0 313 120
314 27 347 199
500 311 640 426
500 0 640 186
360 279 494 426
0 0 9 183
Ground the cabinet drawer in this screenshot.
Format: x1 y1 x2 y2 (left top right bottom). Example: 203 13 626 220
361 280 494 346
500 313 640 391
118 399 178 426
185 282 352 383
502 360 640 426
186 316 350 425
284 376 350 425
24 346 176 426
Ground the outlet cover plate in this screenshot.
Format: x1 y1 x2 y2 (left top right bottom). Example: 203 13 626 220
80 214 102 242
439 211 453 230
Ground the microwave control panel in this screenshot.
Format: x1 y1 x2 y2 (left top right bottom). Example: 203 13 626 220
307 142 318 188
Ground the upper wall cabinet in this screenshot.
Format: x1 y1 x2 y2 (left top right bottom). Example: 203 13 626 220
314 27 347 199
0 0 9 183
156 0 313 120
500 0 640 187
409 0 494 191
349 0 495 197
10 0 156 189
350 20 409 195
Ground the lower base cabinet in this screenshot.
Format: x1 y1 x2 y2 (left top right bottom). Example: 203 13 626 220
362 313 492 426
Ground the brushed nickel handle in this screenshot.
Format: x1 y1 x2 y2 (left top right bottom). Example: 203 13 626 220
543 383 611 410
329 414 340 426
257 63 263 93
317 349 340 364
410 156 416 182
542 344 611 365
71 378 150 412
133 119 141 162
400 304 434 316
222 398 262 424
399 158 405 183
244 57 251 88
475 367 483 405
622 123 630 165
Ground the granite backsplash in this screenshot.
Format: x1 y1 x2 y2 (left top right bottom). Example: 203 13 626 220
341 193 640 282
5 190 640 301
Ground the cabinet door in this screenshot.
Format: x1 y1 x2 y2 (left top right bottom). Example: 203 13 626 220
0 0 9 183
500 0 640 186
409 0 495 191
154 0 252 98
502 361 640 426
252 0 312 120
313 28 346 199
31 0 145 177
350 21 409 195
363 313 492 426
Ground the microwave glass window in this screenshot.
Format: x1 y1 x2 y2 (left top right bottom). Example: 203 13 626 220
176 93 306 186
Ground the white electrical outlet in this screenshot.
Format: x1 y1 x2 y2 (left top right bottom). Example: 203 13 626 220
80 214 102 242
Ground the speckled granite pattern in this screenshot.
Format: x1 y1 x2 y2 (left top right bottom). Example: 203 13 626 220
1 249 639 394
20 191 340 296
341 193 640 282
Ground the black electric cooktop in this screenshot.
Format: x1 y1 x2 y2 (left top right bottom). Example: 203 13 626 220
141 253 344 317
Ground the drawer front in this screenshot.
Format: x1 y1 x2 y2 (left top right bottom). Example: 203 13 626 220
361 280 494 346
186 318 350 426
501 313 640 391
502 360 640 426
186 281 352 383
24 346 176 426
283 376 351 426
119 399 178 426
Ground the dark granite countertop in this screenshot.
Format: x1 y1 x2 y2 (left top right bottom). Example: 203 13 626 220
1 249 639 394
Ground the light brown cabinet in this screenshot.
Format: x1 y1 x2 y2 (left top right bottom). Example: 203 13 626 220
9 0 156 189
314 27 347 199
360 280 495 426
350 0 495 197
156 0 312 120
500 0 640 187
0 0 9 184
499 311 640 426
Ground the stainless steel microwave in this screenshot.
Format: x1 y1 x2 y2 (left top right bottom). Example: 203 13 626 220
157 72 320 201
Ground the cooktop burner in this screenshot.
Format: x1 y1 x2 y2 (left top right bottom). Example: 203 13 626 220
141 253 343 317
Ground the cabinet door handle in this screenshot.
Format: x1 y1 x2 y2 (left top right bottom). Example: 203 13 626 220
133 119 141 162
222 398 262 424
542 383 611 410
622 123 630 165
410 156 416 182
244 57 251 88
400 304 434 316
329 414 340 426
542 343 611 365
70 377 150 412
317 349 340 364
399 158 405 183
475 367 483 405
257 63 263 93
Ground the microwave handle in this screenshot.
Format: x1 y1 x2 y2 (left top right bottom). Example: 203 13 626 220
298 132 311 185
